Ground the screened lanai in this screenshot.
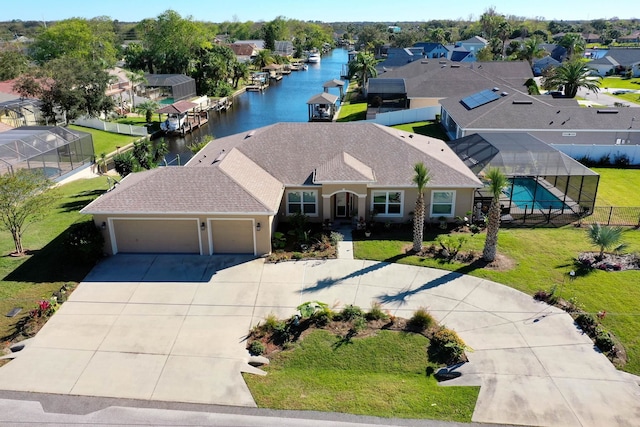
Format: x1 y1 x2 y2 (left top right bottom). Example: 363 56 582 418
447 133 599 220
0 126 94 178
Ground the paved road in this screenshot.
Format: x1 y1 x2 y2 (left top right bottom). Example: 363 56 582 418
0 255 639 426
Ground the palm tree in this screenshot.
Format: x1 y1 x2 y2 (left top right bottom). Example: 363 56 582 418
517 36 545 66
558 33 586 59
126 70 147 112
587 223 626 260
135 100 159 124
347 52 380 91
252 49 274 69
412 162 431 253
543 60 601 98
482 168 508 262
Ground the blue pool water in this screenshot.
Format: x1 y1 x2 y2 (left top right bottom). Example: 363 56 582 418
504 178 568 210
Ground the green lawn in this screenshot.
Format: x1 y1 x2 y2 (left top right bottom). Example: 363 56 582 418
600 76 640 90
68 125 141 157
593 168 640 206
337 102 367 121
392 122 450 141
0 177 109 345
244 330 478 421
354 226 640 375
610 92 640 105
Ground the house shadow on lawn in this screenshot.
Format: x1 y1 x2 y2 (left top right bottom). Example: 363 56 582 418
3 229 94 283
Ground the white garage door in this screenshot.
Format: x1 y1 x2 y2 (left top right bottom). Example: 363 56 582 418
210 219 255 254
112 219 201 254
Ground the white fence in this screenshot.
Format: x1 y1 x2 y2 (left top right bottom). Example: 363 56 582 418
364 106 441 126
553 144 640 166
72 116 148 137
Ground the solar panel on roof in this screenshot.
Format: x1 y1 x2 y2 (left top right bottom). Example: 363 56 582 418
460 89 501 110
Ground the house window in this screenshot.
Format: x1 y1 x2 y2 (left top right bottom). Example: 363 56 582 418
287 190 318 216
431 191 456 217
372 191 403 216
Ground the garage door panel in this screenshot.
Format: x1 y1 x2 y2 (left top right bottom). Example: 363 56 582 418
210 220 254 254
113 219 200 254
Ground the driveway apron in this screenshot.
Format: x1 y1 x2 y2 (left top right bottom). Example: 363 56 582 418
0 255 638 426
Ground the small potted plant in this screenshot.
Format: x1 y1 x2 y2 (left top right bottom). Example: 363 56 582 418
364 229 372 237
438 216 448 230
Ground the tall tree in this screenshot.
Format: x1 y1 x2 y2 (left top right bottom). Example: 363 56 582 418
412 162 431 253
29 17 117 66
262 17 287 51
482 168 508 262
347 52 380 91
558 33 586 59
125 70 147 111
542 60 601 98
0 169 55 255
0 48 29 80
517 36 545 65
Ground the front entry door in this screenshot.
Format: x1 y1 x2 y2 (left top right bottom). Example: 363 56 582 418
335 193 348 217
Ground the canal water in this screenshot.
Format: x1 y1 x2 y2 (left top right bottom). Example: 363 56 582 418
165 48 349 165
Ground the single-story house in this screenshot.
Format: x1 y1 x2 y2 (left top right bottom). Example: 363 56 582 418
82 122 482 256
532 56 560 76
439 88 640 164
227 43 260 63
588 48 640 77
374 60 533 109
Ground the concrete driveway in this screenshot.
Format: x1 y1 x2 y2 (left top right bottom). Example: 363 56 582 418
0 255 639 426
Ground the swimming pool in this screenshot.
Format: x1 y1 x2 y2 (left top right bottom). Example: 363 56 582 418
503 178 568 211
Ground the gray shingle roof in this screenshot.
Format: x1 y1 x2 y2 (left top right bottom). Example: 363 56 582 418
191 122 481 188
441 91 640 136
590 48 640 67
377 60 533 99
82 166 280 215
84 123 482 215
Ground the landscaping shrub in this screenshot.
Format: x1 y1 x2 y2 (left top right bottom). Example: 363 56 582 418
595 327 615 353
329 231 344 246
575 313 597 334
613 153 630 167
365 302 389 321
248 340 266 356
64 220 105 265
338 304 363 321
352 316 367 332
428 327 467 364
408 307 436 332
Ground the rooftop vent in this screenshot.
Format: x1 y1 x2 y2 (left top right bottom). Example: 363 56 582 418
597 109 619 114
501 92 509 96
492 87 500 92
512 100 533 105
245 130 256 138
439 60 447 64
213 149 226 163
451 64 460 68
421 60 429 64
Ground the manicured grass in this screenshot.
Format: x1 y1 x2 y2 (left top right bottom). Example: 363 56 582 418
337 102 367 121
610 92 640 105
353 226 640 375
68 125 141 157
392 122 450 141
593 168 640 206
600 76 640 90
0 177 109 344
244 330 478 421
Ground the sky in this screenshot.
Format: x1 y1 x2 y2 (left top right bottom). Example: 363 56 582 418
2 0 638 23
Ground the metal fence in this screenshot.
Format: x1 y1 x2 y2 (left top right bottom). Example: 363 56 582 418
501 206 640 227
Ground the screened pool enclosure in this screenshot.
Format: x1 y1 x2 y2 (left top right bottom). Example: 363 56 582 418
447 133 599 223
0 126 94 178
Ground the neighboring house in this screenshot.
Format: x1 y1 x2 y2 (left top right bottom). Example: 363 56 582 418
450 48 476 62
376 47 425 72
540 43 568 62
82 122 482 256
439 89 640 163
532 56 561 76
142 74 197 102
106 67 133 114
584 48 609 60
455 36 488 54
0 79 44 127
618 31 640 44
582 33 602 44
235 40 266 50
374 59 533 109
413 42 449 59
588 48 640 77
227 43 259 63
